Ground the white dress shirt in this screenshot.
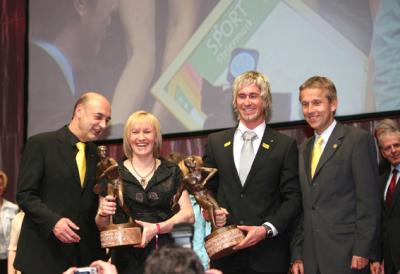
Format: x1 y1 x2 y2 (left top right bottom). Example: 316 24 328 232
233 121 265 170
384 164 400 200
0 199 18 259
313 120 337 153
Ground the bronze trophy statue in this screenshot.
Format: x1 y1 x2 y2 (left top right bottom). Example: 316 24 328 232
94 145 141 248
172 156 245 260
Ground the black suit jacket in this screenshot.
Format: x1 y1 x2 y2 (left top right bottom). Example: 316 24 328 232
379 168 400 271
15 126 105 274
203 126 301 272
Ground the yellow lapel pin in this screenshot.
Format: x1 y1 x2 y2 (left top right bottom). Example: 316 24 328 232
262 143 270 149
224 141 231 147
333 144 338 149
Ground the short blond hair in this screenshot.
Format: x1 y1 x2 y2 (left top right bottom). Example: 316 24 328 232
299 76 337 103
375 119 400 144
123 111 162 159
375 119 400 140
232 71 272 120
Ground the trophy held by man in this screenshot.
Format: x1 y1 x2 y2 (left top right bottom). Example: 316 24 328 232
172 156 245 259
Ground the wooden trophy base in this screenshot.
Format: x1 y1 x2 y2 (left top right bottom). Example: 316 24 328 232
100 222 142 248
204 225 245 260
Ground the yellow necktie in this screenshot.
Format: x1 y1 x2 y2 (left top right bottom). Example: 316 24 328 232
76 142 86 187
311 136 323 178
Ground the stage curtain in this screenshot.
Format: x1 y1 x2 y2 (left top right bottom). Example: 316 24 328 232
0 0 26 201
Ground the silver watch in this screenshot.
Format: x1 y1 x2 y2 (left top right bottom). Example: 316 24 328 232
262 224 273 238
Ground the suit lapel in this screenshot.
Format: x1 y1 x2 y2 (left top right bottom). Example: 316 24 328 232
83 143 97 191
313 123 344 180
381 169 390 197
303 137 314 183
390 176 400 213
223 128 242 188
383 168 400 216
56 128 81 188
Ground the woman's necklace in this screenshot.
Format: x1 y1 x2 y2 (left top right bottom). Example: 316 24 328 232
130 159 157 187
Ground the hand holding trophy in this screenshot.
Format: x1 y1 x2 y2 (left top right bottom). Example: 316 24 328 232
94 145 141 248
172 156 245 259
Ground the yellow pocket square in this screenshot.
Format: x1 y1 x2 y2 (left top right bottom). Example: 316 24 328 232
224 141 231 147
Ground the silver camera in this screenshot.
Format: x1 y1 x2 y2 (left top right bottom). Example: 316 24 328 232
74 267 97 274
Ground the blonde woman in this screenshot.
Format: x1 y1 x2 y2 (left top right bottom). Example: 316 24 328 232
95 111 194 274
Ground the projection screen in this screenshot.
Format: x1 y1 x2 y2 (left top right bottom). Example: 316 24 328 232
28 0 400 139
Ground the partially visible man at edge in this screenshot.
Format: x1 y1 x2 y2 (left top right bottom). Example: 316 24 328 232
371 119 400 274
15 92 111 274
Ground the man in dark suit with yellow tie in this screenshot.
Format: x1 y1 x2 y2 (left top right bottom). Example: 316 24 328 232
15 92 111 274
203 71 302 274
371 119 400 274
291 76 380 274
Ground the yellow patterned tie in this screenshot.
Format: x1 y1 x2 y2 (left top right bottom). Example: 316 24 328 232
76 142 86 187
311 136 323 178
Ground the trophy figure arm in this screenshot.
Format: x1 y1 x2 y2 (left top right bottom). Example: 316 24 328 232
208 207 217 229
101 163 119 179
171 182 185 213
107 183 114 197
200 167 217 188
111 178 135 223
116 178 124 207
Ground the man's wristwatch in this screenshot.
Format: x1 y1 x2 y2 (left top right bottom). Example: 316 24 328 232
262 224 274 238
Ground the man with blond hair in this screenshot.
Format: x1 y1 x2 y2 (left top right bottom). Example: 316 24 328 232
204 71 301 274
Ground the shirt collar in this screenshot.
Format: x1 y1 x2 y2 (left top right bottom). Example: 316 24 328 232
237 120 266 140
0 199 17 210
64 126 80 147
315 120 337 143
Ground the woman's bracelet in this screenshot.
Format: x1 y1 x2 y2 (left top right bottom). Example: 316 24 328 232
155 223 161 249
